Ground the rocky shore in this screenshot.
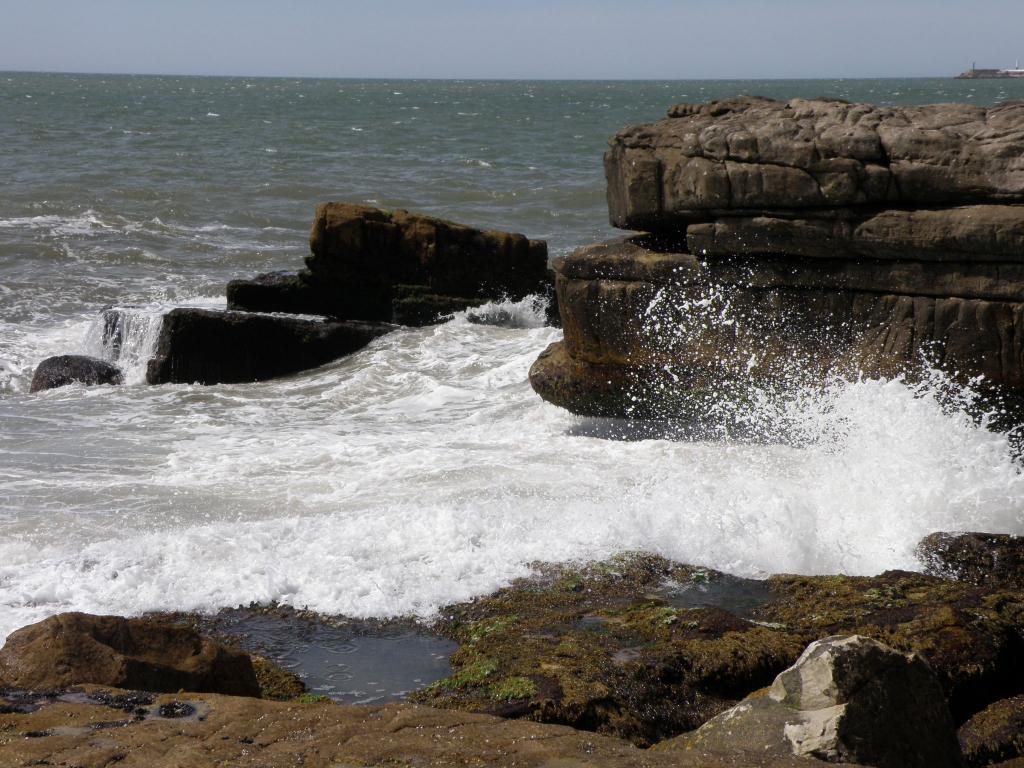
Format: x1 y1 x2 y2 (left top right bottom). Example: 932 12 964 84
1 532 1022 766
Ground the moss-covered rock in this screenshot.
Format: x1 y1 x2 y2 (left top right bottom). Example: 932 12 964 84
413 554 805 746
959 695 1024 767
414 555 1024 747
760 571 1024 723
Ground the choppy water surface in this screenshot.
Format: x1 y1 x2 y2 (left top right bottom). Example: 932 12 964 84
2 75 1024 640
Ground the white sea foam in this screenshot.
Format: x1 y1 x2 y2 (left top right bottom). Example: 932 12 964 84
2 296 1023 639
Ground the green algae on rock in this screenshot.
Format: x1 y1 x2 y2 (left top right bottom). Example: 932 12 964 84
413 554 1024 746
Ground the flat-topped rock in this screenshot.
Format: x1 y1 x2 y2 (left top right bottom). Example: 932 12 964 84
229 204 550 326
146 308 395 385
607 96 1024 229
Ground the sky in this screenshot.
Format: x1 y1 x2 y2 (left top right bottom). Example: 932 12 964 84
1 0 1021 80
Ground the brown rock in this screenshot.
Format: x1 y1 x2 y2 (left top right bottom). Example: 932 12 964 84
0 613 259 696
530 238 1024 419
0 689 868 767
959 695 1024 767
607 97 1024 229
304 203 549 322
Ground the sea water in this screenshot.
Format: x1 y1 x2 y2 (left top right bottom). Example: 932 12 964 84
2 74 1024 640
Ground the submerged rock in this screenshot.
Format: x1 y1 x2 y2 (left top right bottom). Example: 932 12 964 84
918 532 1024 590
229 204 550 326
145 308 395 385
656 635 963 768
29 354 123 393
0 613 259 697
958 695 1024 767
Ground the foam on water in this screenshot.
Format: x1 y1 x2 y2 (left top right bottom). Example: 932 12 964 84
2 298 1023 639
5 75 1024 641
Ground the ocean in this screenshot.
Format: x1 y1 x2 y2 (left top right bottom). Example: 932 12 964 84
2 73 1024 641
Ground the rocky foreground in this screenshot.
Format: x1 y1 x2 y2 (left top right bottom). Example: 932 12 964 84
1 533 1022 767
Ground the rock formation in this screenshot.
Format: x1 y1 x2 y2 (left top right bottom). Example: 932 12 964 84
145 308 395 385
30 354 123 393
656 635 963 768
531 97 1024 419
0 613 259 697
228 203 549 326
917 532 1024 590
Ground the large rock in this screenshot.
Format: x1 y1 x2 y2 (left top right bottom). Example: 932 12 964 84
229 204 550 326
918 533 1024 590
146 308 395 385
29 355 123 393
606 97 1024 230
0 613 259 696
656 635 963 768
530 237 1024 419
534 98 1024 418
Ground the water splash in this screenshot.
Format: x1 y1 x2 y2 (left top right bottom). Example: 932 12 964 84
84 307 165 385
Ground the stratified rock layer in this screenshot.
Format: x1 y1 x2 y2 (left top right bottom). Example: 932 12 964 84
606 97 1024 229
229 204 549 326
533 97 1024 419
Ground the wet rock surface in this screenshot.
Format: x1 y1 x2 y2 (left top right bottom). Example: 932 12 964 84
657 635 963 768
0 613 260 697
145 307 396 385
29 354 123 393
412 555 1023 748
918 532 1024 590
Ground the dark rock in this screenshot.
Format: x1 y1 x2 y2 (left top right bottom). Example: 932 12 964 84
305 203 549 322
959 695 1024 767
225 271 327 315
0 613 259 697
918 533 1024 590
227 205 550 327
29 355 123 393
145 308 395 385
655 635 964 768
531 237 1024 419
390 285 479 326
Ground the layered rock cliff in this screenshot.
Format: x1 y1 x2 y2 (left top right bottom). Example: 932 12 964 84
531 97 1024 422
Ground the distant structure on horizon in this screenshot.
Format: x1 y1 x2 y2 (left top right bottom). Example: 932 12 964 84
957 60 1024 78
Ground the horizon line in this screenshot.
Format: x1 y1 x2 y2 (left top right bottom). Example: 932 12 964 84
0 68 966 82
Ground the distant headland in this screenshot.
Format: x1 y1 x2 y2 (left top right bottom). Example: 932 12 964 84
957 61 1024 79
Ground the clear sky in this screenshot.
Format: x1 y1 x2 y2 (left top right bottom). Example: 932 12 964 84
1 0 1021 80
